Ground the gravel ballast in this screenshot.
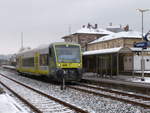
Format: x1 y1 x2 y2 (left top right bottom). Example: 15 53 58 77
0 69 150 113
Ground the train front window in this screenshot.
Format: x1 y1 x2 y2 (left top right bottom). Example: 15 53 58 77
55 45 80 63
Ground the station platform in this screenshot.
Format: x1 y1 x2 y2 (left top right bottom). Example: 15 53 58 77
82 73 150 94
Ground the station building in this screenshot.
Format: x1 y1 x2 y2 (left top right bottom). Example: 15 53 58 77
62 24 150 76
83 31 150 76
62 23 113 51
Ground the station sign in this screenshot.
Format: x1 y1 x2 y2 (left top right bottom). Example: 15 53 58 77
147 41 150 46
134 41 147 49
134 41 150 49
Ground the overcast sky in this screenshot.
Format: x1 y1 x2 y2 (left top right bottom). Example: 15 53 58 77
0 0 150 54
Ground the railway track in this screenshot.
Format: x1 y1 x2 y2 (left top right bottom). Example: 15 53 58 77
0 73 89 113
1 68 150 110
68 82 150 109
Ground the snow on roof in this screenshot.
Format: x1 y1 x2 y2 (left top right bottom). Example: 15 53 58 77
90 31 142 44
131 47 150 52
107 25 122 29
83 47 122 56
83 47 150 56
76 27 113 35
17 42 80 55
17 44 49 55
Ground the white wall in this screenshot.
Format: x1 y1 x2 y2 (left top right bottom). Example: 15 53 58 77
134 55 150 71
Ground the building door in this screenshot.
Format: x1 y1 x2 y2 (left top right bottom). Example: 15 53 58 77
124 56 133 72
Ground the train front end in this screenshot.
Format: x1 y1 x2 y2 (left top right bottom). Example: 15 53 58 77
54 43 82 82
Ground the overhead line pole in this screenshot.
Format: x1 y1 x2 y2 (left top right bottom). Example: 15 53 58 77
21 32 23 49
136 8 150 81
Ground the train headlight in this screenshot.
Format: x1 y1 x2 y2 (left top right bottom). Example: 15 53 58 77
78 64 81 67
57 63 61 67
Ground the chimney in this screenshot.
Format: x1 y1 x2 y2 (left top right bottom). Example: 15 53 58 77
87 23 91 28
95 24 98 29
124 24 129 31
120 24 122 28
82 25 85 28
109 22 112 26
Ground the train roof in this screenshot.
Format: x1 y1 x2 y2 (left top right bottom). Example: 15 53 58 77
16 42 80 56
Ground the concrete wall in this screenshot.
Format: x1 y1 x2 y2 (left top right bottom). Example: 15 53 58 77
134 55 150 71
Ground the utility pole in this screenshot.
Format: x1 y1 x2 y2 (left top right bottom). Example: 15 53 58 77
68 25 71 35
21 32 24 50
136 8 150 81
21 32 23 50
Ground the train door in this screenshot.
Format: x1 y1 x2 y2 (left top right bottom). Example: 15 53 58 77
49 47 55 75
34 52 39 73
18 56 22 69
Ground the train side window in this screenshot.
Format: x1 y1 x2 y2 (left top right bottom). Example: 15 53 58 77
22 57 34 67
49 48 52 56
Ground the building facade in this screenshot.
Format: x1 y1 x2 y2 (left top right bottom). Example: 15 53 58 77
87 31 143 51
62 24 150 75
62 23 113 51
84 31 150 75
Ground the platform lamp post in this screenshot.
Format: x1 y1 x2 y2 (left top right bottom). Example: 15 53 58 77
136 8 150 81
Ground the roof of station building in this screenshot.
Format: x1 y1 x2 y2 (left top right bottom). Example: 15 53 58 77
75 27 113 35
83 47 150 56
89 31 142 44
83 47 122 56
62 26 113 39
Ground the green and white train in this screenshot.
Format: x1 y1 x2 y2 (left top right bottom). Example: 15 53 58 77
16 42 82 82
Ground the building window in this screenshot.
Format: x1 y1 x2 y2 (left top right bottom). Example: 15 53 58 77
129 58 132 62
147 59 149 62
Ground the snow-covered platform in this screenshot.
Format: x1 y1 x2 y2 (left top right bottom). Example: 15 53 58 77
2 65 16 70
82 73 150 94
83 73 150 84
0 93 28 113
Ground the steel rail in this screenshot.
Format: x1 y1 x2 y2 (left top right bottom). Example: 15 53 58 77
0 73 89 113
3 68 150 109
68 84 150 109
0 81 43 113
77 83 150 101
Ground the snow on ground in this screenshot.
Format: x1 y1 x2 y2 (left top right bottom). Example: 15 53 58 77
2 65 16 69
0 93 28 113
1 70 149 113
134 71 150 74
112 75 150 84
130 76 150 83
